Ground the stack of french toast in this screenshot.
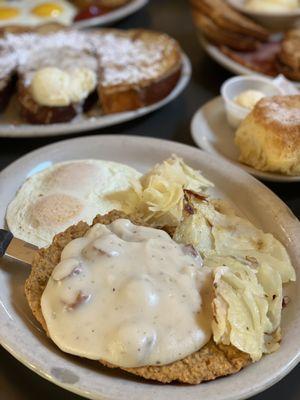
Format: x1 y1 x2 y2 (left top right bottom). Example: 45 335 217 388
0 25 182 124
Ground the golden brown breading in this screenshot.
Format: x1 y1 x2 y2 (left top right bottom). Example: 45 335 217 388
25 210 249 384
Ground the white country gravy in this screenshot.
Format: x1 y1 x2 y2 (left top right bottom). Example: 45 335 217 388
41 219 213 368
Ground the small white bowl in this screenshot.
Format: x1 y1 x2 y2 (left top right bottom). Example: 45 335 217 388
227 0 300 31
221 75 283 128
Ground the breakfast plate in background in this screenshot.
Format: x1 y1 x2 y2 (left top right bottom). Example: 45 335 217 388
0 54 190 138
199 36 300 89
0 0 149 29
191 95 300 182
226 0 300 31
189 0 300 88
73 0 149 28
0 135 299 400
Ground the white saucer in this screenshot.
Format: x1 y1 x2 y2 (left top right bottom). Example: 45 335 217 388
0 135 299 400
0 54 190 138
191 96 300 182
73 0 148 29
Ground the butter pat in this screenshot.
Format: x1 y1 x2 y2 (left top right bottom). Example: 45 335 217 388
246 0 299 12
234 89 265 110
30 67 97 107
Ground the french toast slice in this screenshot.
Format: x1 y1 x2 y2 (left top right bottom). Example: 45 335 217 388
190 0 269 42
192 12 261 51
2 28 182 122
14 32 99 124
25 210 249 384
94 30 182 114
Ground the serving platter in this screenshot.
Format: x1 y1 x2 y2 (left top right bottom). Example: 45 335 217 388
0 135 299 400
191 96 300 182
0 54 190 138
73 0 148 29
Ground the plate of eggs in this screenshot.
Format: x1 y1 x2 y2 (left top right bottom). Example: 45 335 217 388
0 0 77 27
0 0 149 28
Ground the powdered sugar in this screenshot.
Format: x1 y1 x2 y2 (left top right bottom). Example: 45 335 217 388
0 50 17 82
260 98 300 127
93 32 171 86
0 29 179 88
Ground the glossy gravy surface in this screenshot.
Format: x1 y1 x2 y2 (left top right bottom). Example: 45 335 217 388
41 219 212 367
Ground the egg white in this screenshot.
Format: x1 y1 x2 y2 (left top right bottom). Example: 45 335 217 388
6 159 141 248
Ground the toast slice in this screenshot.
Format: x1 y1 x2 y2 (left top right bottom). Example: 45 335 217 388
93 29 182 114
13 31 98 124
190 0 269 42
192 12 261 51
25 210 249 384
1 28 182 122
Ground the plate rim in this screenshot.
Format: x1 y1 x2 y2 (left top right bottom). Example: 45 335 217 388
73 0 149 29
0 134 299 400
0 53 191 138
199 35 300 89
191 96 300 182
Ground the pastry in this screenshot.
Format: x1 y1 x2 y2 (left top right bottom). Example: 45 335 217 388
235 95 300 175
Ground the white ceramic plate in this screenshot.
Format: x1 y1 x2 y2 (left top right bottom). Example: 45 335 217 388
0 54 190 138
0 135 299 400
73 0 148 29
227 0 300 31
199 36 300 88
191 96 300 182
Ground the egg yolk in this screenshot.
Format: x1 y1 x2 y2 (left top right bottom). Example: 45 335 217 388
31 3 63 18
0 7 20 20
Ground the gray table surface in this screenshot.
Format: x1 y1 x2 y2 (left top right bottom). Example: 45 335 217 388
0 0 299 399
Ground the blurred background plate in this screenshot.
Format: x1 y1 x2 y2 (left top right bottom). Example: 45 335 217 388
199 35 300 89
0 54 190 138
73 0 148 28
191 96 300 182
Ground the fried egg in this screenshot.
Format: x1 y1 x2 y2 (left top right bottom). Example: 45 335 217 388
0 0 77 27
6 159 141 248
